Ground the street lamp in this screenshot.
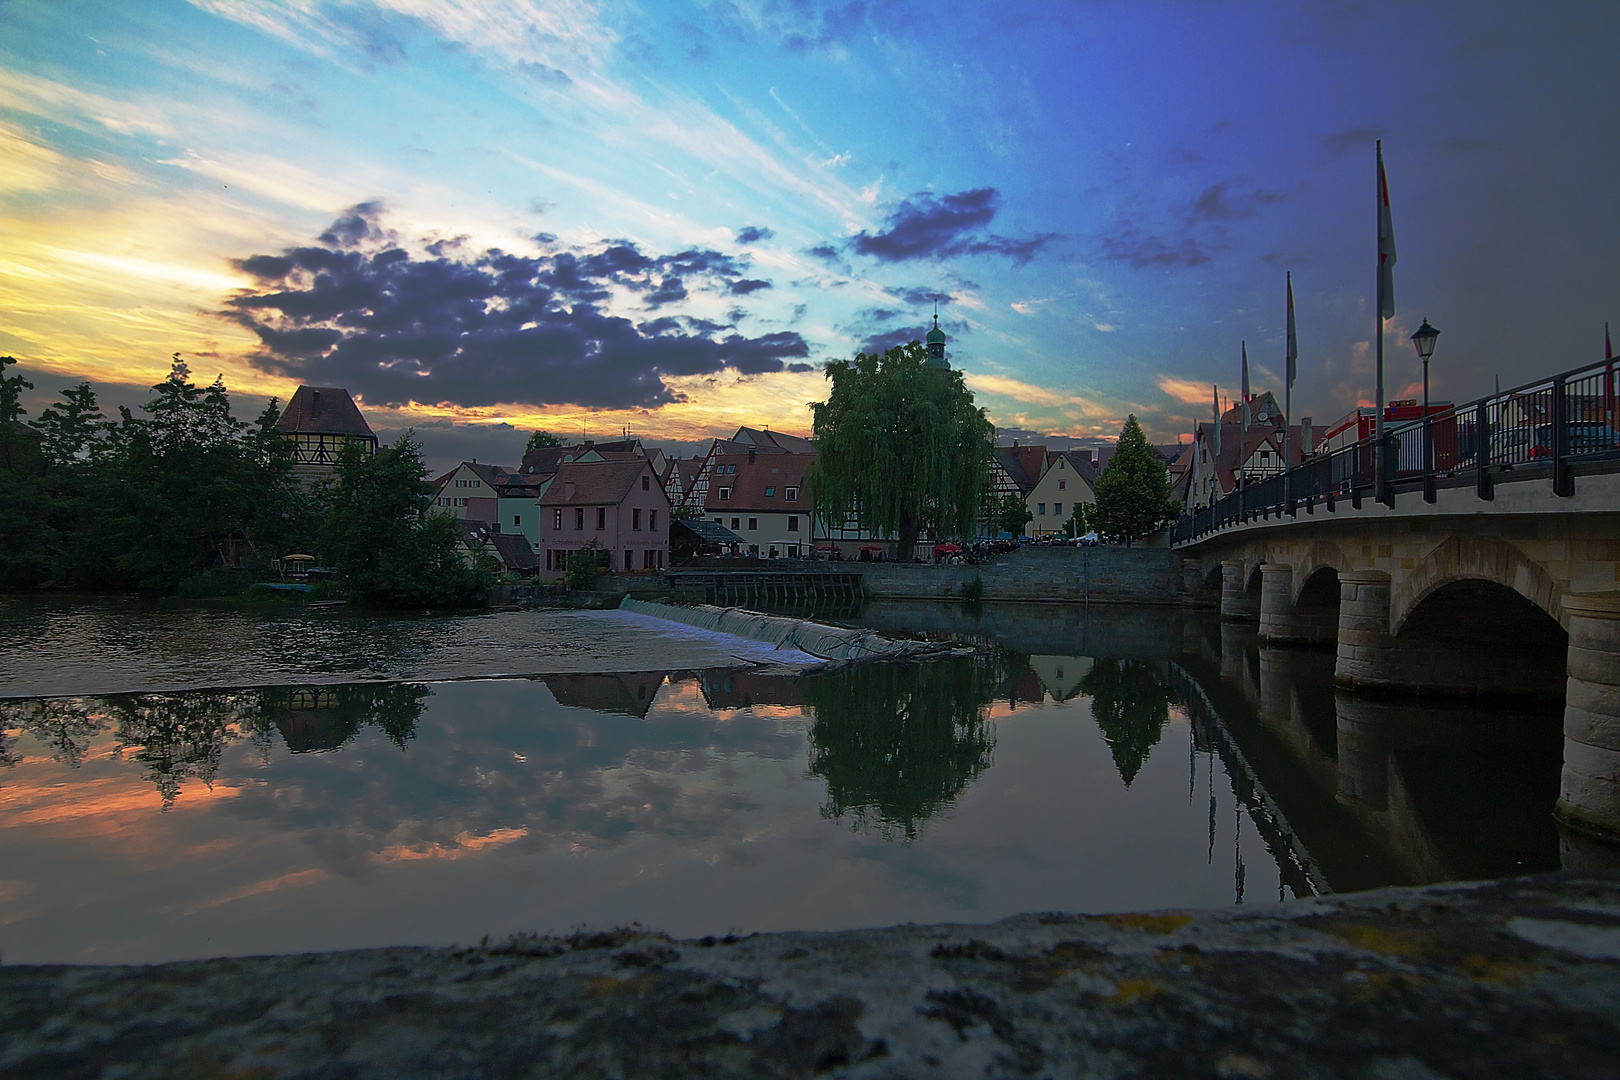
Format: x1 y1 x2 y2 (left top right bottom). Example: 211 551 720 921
1411 319 1440 501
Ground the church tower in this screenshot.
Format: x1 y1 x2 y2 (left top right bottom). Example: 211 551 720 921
925 313 949 370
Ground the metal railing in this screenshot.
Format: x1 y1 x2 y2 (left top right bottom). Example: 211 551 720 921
1173 354 1620 545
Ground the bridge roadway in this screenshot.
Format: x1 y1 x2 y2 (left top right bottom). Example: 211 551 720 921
1174 464 1620 847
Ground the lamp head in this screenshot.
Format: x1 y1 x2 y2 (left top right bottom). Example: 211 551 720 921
1411 318 1440 361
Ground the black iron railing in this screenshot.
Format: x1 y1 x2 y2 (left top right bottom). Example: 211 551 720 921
1173 354 1620 545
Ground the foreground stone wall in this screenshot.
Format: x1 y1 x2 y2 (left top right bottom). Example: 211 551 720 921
6 872 1618 1078
860 546 1183 605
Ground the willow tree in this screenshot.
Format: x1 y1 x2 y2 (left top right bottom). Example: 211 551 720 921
806 341 993 561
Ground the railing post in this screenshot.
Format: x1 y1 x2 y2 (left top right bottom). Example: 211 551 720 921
1423 415 1436 503
1475 400 1494 501
1553 373 1573 497
1377 432 1394 507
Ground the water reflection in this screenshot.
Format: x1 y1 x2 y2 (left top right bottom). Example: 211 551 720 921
0 604 1581 964
804 656 1002 841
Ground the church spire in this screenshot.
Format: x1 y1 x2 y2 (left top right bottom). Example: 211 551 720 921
925 308 949 369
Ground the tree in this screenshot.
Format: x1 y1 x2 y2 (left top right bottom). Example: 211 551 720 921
1089 415 1177 545
1062 501 1091 538
35 383 109 465
563 537 606 590
320 433 490 608
525 430 562 455
994 493 1032 538
806 341 993 561
0 355 42 475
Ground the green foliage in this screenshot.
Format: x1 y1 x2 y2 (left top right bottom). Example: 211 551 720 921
525 429 562 454
1063 501 1092 538
960 575 984 601
804 656 1000 841
1089 415 1177 546
1081 659 1174 786
0 355 42 476
319 434 491 608
994 493 1032 537
563 537 607 590
806 341 994 561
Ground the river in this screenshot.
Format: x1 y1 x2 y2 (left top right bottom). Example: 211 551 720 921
0 596 1569 964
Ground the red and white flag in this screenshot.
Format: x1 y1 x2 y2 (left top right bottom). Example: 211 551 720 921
1377 142 1397 321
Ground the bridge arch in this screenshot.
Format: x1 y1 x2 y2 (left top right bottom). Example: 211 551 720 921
1390 535 1564 636
1290 540 1351 606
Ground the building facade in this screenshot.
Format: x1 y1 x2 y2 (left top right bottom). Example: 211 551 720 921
536 459 670 578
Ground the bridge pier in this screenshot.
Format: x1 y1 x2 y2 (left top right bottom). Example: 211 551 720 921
1334 571 1397 692
1220 560 1258 622
1258 564 1338 646
1558 594 1620 843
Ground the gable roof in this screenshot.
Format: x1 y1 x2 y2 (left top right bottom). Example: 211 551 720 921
488 531 539 570
702 451 812 511
992 445 1048 493
1039 449 1100 489
538 459 662 507
277 386 375 440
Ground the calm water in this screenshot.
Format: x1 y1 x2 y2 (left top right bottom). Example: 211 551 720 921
0 598 1567 964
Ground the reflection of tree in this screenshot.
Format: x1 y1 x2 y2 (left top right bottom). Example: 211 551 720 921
1081 659 1174 787
804 657 999 841
0 698 108 767
102 692 256 808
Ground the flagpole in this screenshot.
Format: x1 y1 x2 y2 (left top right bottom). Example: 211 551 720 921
1375 141 1386 505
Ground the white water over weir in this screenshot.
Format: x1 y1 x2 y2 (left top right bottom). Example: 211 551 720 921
616 598 944 664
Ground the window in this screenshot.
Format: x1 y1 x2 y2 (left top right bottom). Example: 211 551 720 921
786 487 798 501
649 509 657 531
554 508 563 529
642 475 650 491
769 545 778 558
719 486 731 500
596 507 606 530
787 516 799 532
624 550 633 570
731 517 740 530
788 544 799 558
1054 503 1062 516
633 507 642 530
728 464 737 473
1058 479 1066 490
748 517 758 531
513 515 521 527
765 486 775 497
714 517 723 524
1038 503 1046 515
575 508 584 530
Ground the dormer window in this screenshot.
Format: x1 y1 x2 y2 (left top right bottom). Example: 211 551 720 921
719 486 731 500
785 487 798 501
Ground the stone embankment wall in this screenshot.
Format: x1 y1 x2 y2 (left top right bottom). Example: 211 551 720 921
860 546 1183 605
7 872 1618 1077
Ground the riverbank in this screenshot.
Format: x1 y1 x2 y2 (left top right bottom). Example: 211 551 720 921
5 871 1616 1077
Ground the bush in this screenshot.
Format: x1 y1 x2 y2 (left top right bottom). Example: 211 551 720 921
961 576 984 601
563 538 607 591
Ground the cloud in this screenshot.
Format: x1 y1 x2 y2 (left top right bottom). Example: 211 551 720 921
727 278 772 295
1156 374 1214 405
848 188 1056 265
736 225 774 244
857 327 927 356
1186 180 1286 223
962 373 1089 410
1320 124 1382 159
804 243 842 262
224 204 807 411
1097 230 1218 269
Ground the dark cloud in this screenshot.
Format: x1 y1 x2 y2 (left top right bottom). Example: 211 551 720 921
848 187 1056 265
891 286 943 306
736 225 774 243
728 278 772 295
1186 180 1286 223
1097 231 1218 269
515 60 571 85
1320 125 1382 159
858 327 927 356
224 205 806 411
804 243 842 262
786 362 815 373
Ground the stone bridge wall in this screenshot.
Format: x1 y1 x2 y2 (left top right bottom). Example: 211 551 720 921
860 546 1182 605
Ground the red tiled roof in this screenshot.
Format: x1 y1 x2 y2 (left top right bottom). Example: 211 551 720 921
732 426 815 454
276 386 375 440
538 459 662 507
703 452 812 511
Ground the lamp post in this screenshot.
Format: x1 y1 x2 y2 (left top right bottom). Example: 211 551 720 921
1411 319 1440 501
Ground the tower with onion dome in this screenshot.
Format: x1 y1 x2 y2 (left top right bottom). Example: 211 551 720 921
924 313 950 370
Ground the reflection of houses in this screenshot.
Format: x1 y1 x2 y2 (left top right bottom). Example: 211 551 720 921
544 671 668 717
996 666 1047 710
276 386 377 479
274 688 361 753
1027 655 1093 701
697 670 806 710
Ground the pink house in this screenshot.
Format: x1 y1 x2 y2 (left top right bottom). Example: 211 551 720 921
537 459 670 579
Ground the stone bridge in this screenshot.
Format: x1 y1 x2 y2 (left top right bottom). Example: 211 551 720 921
1175 468 1620 845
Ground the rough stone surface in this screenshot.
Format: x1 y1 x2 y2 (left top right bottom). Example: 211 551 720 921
5 873 1620 1078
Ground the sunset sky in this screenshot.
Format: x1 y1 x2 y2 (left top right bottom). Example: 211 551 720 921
2 1 1616 467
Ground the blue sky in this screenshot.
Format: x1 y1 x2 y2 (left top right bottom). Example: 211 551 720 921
2 0 1616 465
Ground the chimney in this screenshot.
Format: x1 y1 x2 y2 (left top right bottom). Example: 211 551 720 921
1302 416 1314 457
748 449 756 464
1012 439 1019 448
311 389 320 417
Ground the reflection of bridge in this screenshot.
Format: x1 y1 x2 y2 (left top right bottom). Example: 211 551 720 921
1170 362 1620 845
